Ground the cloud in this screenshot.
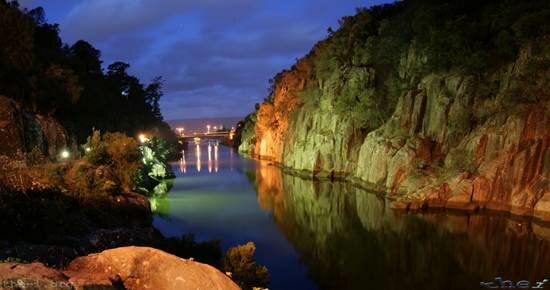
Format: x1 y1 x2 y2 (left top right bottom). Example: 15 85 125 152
43 0 394 119
61 0 258 42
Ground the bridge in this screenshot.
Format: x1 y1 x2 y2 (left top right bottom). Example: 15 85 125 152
178 132 230 143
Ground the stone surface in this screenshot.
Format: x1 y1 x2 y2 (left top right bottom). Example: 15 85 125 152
0 95 71 159
534 193 550 223
65 246 240 290
238 38 550 221
0 247 240 290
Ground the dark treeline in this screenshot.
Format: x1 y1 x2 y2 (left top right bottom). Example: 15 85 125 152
0 0 175 143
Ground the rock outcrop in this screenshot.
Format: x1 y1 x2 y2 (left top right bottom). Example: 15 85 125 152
0 247 240 290
0 95 71 159
239 32 550 221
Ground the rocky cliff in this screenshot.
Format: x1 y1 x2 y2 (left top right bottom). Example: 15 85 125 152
0 95 73 159
238 3 550 222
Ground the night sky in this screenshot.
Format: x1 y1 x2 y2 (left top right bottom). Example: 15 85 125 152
18 0 392 120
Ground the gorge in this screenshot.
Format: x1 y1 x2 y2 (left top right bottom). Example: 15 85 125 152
1 0 549 289
236 0 550 223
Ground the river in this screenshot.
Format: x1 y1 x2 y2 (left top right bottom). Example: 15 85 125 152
152 143 550 290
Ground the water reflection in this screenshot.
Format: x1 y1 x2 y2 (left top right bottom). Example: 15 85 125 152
154 145 550 290
195 144 201 172
150 194 170 217
181 141 222 174
178 153 186 174
252 163 550 290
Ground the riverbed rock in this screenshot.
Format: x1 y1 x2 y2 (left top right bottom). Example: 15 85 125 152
64 246 240 290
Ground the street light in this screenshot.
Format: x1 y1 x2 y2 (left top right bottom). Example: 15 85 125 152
138 134 148 143
206 125 211 134
60 149 70 160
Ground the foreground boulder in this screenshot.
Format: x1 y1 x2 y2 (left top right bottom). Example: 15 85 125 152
0 247 240 290
65 246 239 290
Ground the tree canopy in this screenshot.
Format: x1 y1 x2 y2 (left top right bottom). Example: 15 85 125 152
294 0 550 129
0 0 174 143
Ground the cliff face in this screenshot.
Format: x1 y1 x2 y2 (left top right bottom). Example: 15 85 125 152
239 29 550 221
0 95 72 159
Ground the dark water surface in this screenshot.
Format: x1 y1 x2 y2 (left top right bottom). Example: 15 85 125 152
152 143 550 290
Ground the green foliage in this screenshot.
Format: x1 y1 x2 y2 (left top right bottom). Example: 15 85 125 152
83 130 141 193
135 136 175 196
84 130 110 165
284 0 550 129
501 39 550 104
222 242 270 290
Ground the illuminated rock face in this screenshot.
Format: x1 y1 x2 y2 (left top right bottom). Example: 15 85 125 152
239 42 550 221
0 95 71 159
252 165 550 290
0 247 240 290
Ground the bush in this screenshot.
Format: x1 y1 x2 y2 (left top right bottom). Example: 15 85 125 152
83 130 142 193
25 146 47 166
135 136 175 195
222 242 270 290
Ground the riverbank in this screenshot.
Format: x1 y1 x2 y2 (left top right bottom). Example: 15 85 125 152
0 155 217 267
0 139 273 289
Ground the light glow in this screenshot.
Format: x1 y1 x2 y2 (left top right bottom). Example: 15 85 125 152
60 150 70 159
138 134 148 143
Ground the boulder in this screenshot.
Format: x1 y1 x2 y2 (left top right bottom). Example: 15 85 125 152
64 246 240 290
0 247 240 290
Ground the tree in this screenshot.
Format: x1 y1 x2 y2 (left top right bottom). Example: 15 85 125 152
69 40 102 76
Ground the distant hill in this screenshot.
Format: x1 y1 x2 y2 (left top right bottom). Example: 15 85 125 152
167 117 243 133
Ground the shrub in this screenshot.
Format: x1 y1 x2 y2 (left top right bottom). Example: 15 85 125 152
25 146 47 166
134 136 174 195
222 242 270 290
83 130 142 193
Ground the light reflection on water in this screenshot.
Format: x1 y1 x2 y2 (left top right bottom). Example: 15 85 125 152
152 144 550 290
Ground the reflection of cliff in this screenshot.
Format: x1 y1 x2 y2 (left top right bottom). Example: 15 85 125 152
253 163 550 290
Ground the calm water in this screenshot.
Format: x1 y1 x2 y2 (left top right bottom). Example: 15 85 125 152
152 143 550 290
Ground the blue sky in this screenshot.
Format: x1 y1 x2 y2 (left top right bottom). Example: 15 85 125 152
18 0 392 120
